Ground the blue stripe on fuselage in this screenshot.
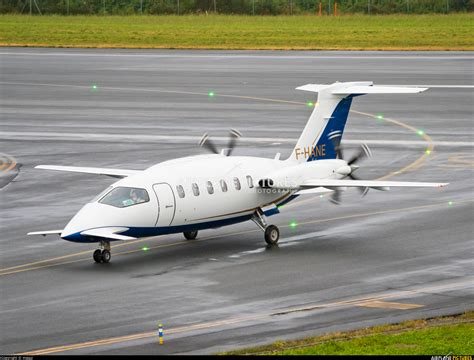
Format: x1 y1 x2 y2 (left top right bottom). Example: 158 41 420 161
62 213 254 243
62 193 301 243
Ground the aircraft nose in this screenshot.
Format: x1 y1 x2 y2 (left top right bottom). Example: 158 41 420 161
60 203 99 242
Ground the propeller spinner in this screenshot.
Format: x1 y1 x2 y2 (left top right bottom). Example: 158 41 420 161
330 142 372 205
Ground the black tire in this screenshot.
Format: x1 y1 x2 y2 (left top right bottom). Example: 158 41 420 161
93 249 102 263
183 230 198 240
264 225 280 245
101 249 111 263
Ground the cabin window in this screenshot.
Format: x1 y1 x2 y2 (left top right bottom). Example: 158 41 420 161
176 185 185 198
246 175 254 188
207 181 214 194
233 177 241 190
99 187 149 208
220 179 228 192
192 183 200 196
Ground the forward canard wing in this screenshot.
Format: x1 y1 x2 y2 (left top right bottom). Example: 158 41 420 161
35 165 140 178
80 227 137 241
27 230 63 236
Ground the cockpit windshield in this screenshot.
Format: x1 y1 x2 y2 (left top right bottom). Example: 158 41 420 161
99 187 150 208
91 186 112 203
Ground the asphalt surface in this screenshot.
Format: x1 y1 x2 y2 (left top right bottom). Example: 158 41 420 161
0 49 473 355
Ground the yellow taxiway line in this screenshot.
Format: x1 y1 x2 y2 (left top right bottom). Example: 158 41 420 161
0 81 463 355
23 278 472 355
0 86 451 277
2 199 471 277
24 278 474 355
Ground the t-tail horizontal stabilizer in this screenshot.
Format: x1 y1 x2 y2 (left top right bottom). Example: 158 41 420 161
290 81 428 163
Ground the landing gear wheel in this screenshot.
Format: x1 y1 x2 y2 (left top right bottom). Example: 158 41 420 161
101 249 111 263
264 225 280 245
93 249 103 263
183 230 198 240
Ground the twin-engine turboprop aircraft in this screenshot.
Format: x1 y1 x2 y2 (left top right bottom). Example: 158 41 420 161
28 81 448 263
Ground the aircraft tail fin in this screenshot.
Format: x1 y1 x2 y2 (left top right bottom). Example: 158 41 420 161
288 82 427 163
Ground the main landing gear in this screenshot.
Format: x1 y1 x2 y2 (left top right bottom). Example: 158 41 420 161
183 230 198 240
252 208 280 245
93 239 111 263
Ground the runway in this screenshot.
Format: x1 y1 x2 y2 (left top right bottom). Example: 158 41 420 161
0 49 473 355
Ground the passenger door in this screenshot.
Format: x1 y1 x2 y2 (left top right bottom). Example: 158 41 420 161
153 183 176 227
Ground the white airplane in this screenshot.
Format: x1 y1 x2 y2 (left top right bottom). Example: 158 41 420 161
28 81 448 263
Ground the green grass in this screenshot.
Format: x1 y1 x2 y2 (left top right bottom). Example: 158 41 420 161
0 14 473 50
223 312 474 355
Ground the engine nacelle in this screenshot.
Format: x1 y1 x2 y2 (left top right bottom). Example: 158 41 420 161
257 159 346 190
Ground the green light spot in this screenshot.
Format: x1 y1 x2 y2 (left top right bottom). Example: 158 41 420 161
425 149 431 155
319 195 324 198
307 102 314 107
376 114 384 120
208 91 215 97
417 130 425 136
448 201 453 206
91 84 98 91
142 246 149 251
290 221 298 228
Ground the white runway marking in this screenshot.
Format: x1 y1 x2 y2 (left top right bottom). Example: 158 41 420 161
1 51 473 61
228 230 322 259
1 131 472 147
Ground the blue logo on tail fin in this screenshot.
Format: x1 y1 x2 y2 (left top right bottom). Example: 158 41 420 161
307 96 353 161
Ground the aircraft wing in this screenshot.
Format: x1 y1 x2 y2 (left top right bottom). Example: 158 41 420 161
300 179 448 190
35 165 140 178
81 227 137 241
294 187 334 195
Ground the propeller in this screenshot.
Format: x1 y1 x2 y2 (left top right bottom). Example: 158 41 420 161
199 129 242 156
330 141 372 205
226 129 242 156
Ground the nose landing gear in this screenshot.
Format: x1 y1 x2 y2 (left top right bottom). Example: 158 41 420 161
252 208 280 245
93 239 111 263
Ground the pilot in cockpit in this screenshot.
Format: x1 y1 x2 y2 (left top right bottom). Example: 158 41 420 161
130 189 145 204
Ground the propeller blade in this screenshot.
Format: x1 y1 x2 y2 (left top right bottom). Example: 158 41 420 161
349 173 369 197
329 190 342 205
335 144 344 160
199 133 219 154
348 143 372 166
361 187 370 197
225 129 242 156
330 137 344 160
